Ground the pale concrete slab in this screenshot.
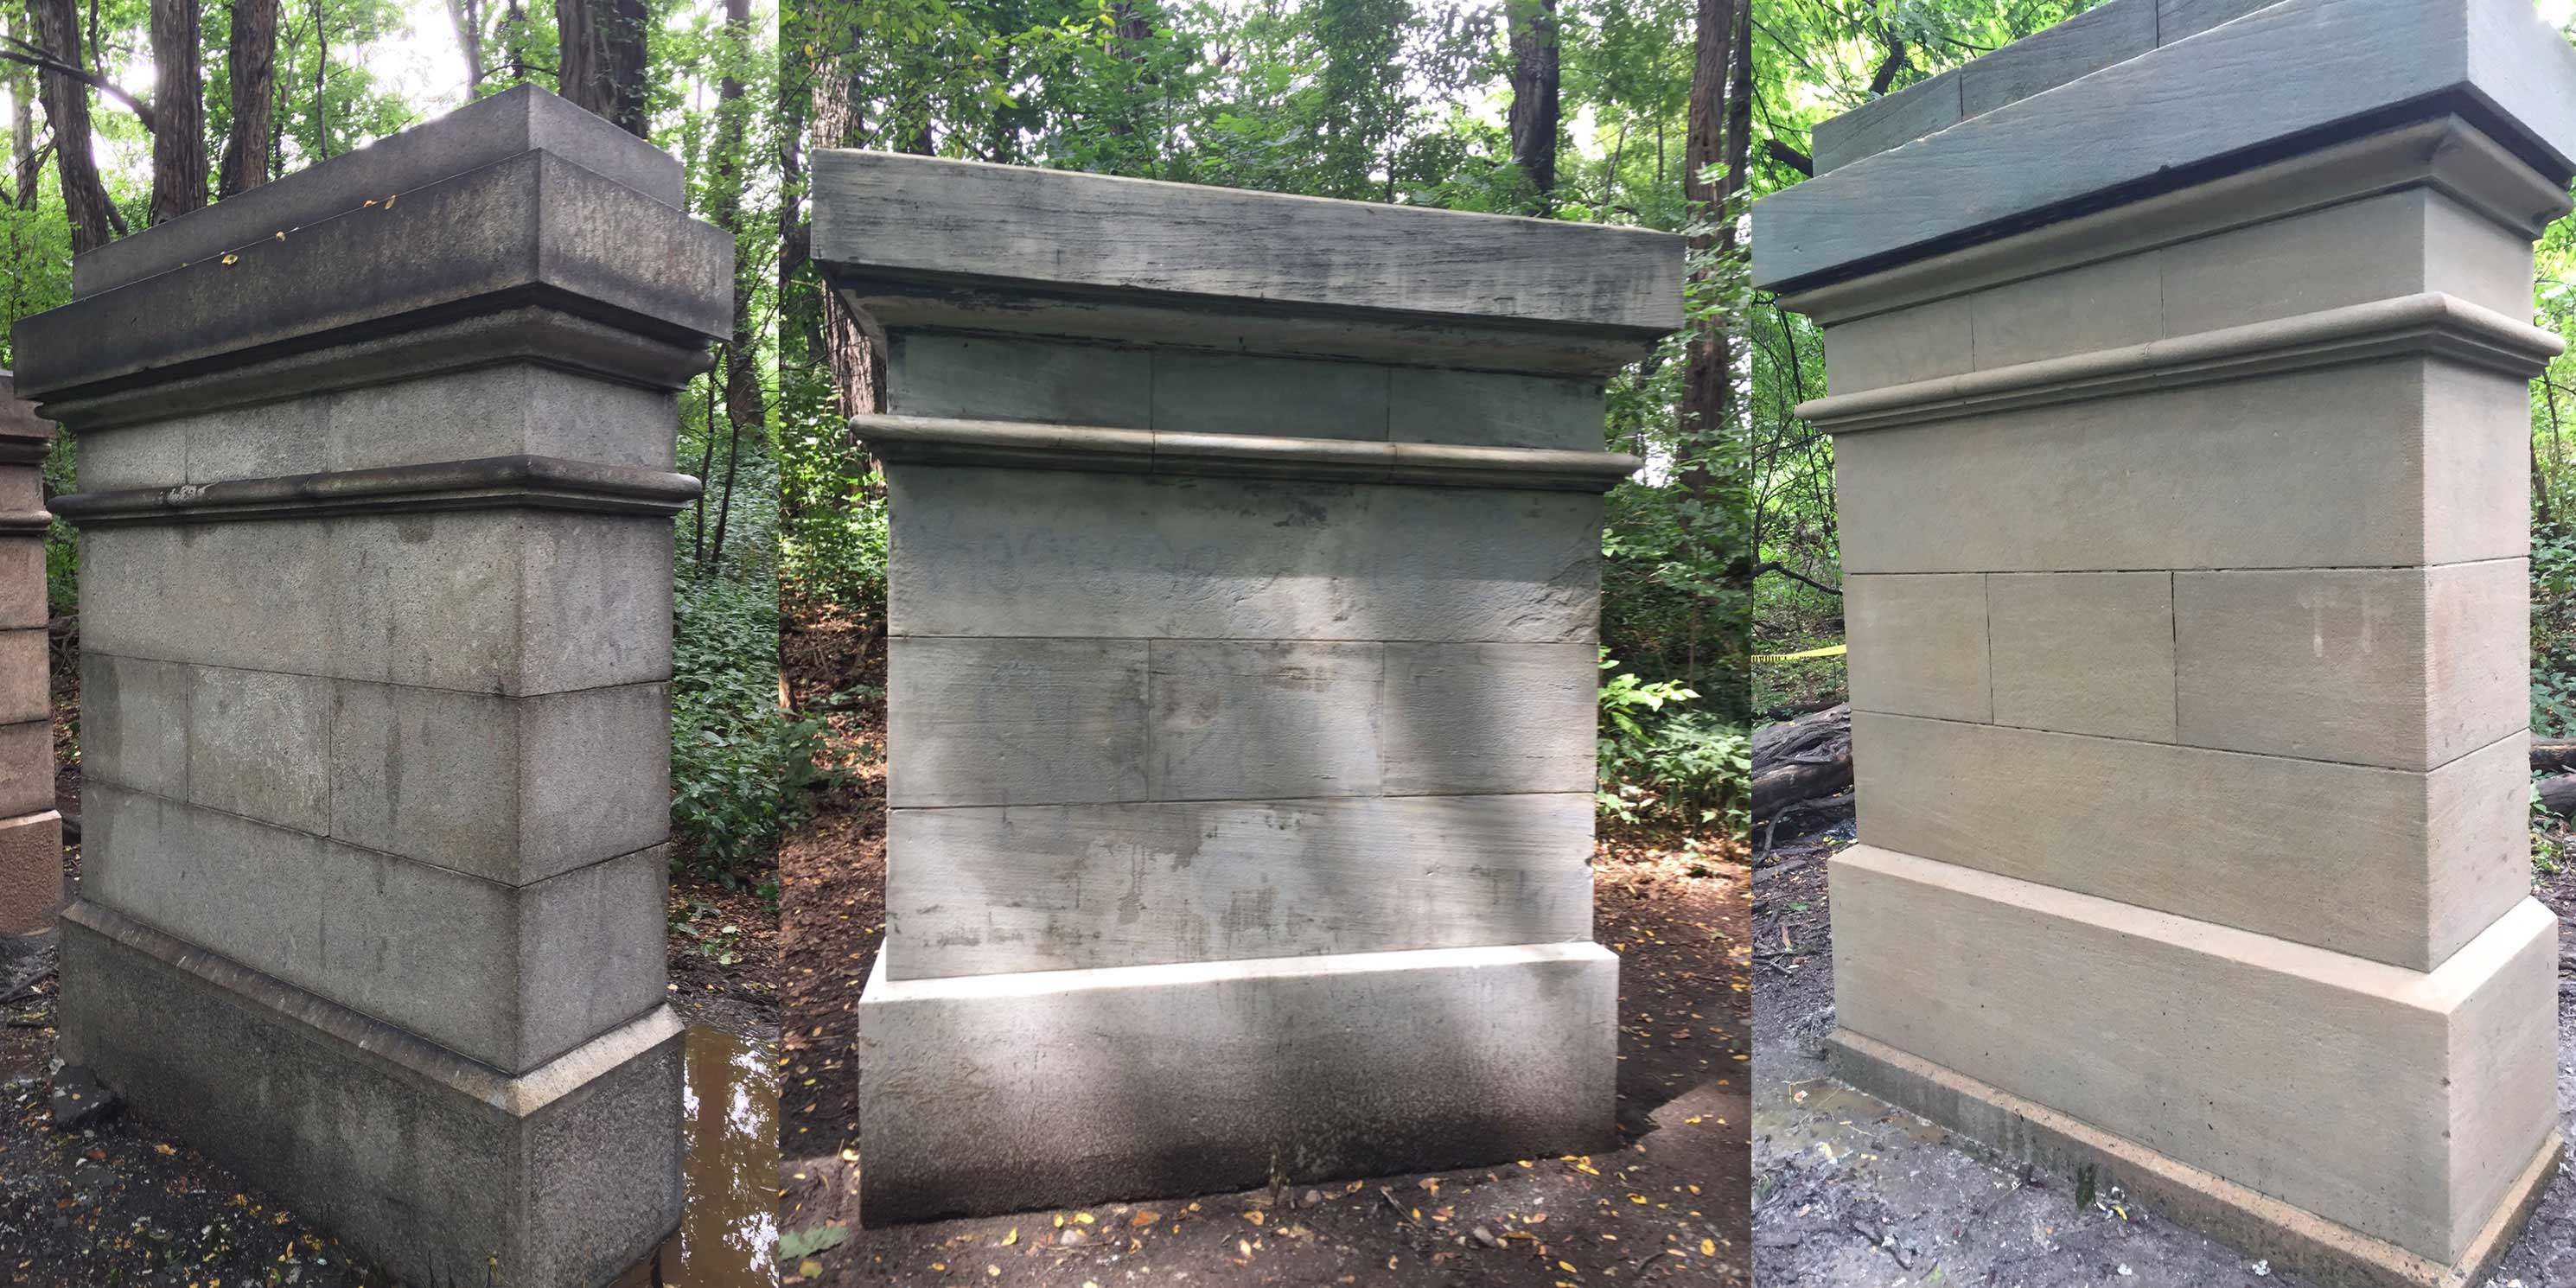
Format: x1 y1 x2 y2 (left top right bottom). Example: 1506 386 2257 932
1830 843 2558 1263
1986 571 2175 742
855 942 1618 1222
884 793 1595 978
2173 560 2528 771
1844 574 1991 724
1852 712 2529 971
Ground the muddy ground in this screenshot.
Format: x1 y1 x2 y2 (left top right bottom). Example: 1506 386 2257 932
775 599 1753 1286
1748 823 2576 1288
0 656 783 1285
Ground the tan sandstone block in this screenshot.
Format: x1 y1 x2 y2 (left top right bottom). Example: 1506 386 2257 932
1854 712 2528 970
1822 295 1973 395
1987 571 2174 741
2160 189 2535 337
0 810 60 934
1831 843 2558 1264
2174 561 2526 771
1838 360 2522 573
1965 251 2164 372
1845 574 1990 724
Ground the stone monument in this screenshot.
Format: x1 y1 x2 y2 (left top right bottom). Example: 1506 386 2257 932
0 374 58 937
809 154 1680 1221
1751 2 2573 1285
9 86 729 1286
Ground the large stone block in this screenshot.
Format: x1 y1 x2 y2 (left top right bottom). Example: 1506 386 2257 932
329 679 673 885
887 636 1151 808
84 783 668 1075
1378 641 1596 795
1830 844 2558 1265
1853 712 2528 970
887 332 1154 428
188 665 334 834
884 793 1595 978
83 511 675 696
58 906 682 1288
1147 640 1384 800
856 942 1618 1221
2173 561 2526 770
1835 360 2528 574
1986 571 2175 742
0 719 52 819
888 465 1604 642
75 365 680 491
1843 574 1991 724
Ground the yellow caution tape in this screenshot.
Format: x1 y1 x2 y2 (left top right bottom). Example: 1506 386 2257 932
1751 643 1847 662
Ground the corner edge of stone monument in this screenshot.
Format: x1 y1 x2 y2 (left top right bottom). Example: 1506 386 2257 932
0 371 50 443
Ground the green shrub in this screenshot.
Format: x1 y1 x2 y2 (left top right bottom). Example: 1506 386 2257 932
1596 650 1749 832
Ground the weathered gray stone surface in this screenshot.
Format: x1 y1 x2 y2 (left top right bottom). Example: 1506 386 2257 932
10 86 716 1285
59 906 683 1288
1754 5 2572 1278
885 794 1595 978
825 156 1669 1221
888 465 1606 642
1753 0 2576 290
855 943 1619 1222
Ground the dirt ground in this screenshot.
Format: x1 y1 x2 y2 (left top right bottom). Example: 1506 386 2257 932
775 599 1753 1287
1748 821 2576 1288
0 656 783 1283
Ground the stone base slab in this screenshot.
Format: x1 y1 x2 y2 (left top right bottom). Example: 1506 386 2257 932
1831 843 2558 1262
0 809 60 934
56 901 682 1288
1825 1029 2564 1288
856 940 1617 1224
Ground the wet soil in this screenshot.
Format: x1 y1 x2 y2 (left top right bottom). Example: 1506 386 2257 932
1748 830 2576 1288
774 596 1753 1286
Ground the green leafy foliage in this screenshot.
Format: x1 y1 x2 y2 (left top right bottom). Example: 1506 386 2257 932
1597 649 1747 829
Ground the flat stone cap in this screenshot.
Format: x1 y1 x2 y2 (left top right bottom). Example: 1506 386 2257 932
1753 0 2576 292
71 85 682 297
0 373 50 447
812 150 1683 339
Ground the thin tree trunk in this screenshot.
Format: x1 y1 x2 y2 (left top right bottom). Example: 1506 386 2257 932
445 0 482 94
311 0 328 159
1676 0 1730 456
217 0 277 197
705 0 764 466
1505 0 1559 212
557 0 649 136
29 0 112 249
809 54 878 424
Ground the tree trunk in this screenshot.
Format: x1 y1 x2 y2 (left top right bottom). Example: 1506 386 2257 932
217 0 277 198
1675 0 1729 453
705 0 764 467
1505 0 1559 211
150 0 207 224
809 55 878 424
1751 705 1852 818
7 7 35 210
446 0 484 96
29 0 112 249
557 0 650 137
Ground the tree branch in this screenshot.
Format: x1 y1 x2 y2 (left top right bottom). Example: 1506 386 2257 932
1763 137 1811 176
1752 560 1842 597
0 36 156 134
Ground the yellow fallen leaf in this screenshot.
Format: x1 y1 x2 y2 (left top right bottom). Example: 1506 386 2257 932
220 254 239 265
1238 1239 1253 1256
1700 1239 1717 1256
1244 1210 1264 1226
985 1266 999 1278
1074 1213 1096 1225
1001 1227 1017 1247
1131 1209 1160 1227
1054 1215 1064 1228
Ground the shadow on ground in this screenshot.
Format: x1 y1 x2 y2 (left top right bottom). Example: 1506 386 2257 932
1749 832 2576 1288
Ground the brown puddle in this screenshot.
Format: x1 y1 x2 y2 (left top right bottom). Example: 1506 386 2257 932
611 1025 781 1287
